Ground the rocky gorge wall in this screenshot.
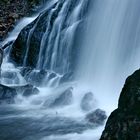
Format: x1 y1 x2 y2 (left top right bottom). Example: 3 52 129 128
0 0 43 41
100 69 140 140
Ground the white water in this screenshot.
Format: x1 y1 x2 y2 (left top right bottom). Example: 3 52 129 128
76 0 140 112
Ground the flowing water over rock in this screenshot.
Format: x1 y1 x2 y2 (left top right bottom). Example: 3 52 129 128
1 0 140 139
0 0 106 139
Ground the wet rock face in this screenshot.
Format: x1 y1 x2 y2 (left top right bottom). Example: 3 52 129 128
0 0 28 40
9 2 61 68
0 0 43 41
100 69 140 140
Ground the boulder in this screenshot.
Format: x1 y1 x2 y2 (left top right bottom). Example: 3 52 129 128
24 69 48 86
44 87 73 108
14 84 39 97
1 70 26 85
20 68 58 86
100 69 140 140
85 109 107 125
0 84 17 104
0 84 39 104
80 92 96 112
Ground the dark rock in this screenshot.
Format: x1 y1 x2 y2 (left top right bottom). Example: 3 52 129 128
0 84 17 104
45 87 73 108
9 1 62 68
20 68 58 86
13 84 39 97
0 83 39 104
85 109 107 125
100 69 140 140
80 92 96 112
2 40 14 50
0 0 44 40
19 66 33 77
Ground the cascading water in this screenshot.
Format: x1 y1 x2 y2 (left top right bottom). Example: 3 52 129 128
76 0 140 113
1 0 140 140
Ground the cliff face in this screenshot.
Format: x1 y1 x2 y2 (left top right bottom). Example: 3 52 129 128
0 0 41 41
100 69 140 140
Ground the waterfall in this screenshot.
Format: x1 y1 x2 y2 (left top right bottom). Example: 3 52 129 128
1 0 140 140
76 0 140 111
9 0 89 75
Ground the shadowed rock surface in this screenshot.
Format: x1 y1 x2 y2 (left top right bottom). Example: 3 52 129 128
100 69 140 140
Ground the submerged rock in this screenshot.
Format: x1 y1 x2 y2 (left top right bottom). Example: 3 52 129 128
0 0 44 41
80 92 96 112
85 109 107 125
100 69 140 140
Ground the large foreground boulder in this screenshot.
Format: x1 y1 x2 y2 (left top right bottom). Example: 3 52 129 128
100 69 140 140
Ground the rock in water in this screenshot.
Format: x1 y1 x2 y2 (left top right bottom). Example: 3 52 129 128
45 87 73 108
0 84 39 104
100 69 140 140
14 84 39 97
85 109 107 125
9 0 90 76
0 84 17 104
80 92 96 112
